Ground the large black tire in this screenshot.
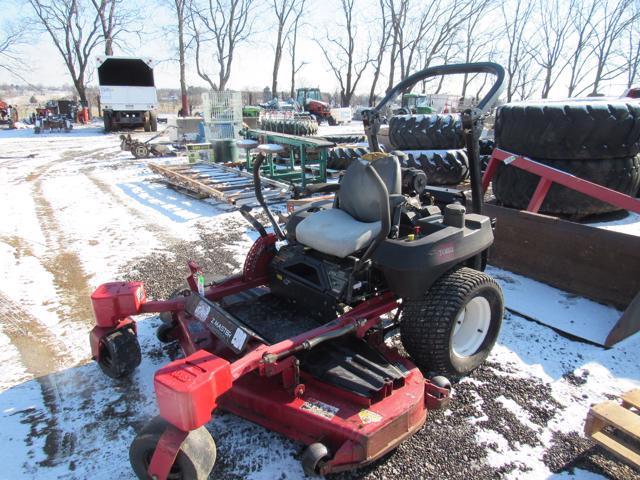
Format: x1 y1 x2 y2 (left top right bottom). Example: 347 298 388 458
400 267 503 377
313 134 367 144
327 145 370 170
261 118 318 136
400 149 469 185
149 112 158 132
493 156 640 218
478 138 495 156
130 417 216 480
389 114 463 150
103 112 112 133
495 100 640 160
98 327 141 379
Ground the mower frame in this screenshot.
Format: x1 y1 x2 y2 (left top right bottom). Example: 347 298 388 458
90 233 450 479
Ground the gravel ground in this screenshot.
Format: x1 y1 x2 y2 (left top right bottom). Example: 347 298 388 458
121 227 640 480
0 126 638 480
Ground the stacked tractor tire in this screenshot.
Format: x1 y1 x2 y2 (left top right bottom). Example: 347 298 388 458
492 100 640 218
260 117 318 136
387 114 471 185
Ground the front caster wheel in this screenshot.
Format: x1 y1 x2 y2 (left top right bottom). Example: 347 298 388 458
98 327 141 379
401 267 504 378
130 416 216 480
301 442 330 476
156 323 177 343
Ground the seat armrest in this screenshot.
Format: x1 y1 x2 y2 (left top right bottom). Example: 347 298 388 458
303 182 340 196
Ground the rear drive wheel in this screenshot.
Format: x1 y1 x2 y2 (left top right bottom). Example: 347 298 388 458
98 327 141 379
150 112 158 132
103 112 112 133
130 417 216 480
400 267 503 377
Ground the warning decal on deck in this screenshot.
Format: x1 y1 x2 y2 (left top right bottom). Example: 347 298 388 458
358 409 383 424
301 398 339 420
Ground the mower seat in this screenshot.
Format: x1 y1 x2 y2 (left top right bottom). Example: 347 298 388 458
296 155 401 258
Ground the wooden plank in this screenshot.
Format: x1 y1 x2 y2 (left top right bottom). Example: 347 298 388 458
590 401 640 438
591 431 640 468
149 163 227 201
484 202 640 310
622 389 640 410
606 292 640 347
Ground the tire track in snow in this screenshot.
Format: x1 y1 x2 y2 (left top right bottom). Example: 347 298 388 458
0 292 68 378
28 159 95 328
83 172 176 242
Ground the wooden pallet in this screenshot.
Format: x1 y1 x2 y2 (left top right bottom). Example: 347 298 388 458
149 162 291 208
585 389 640 469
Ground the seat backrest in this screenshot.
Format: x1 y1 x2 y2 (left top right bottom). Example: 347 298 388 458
371 154 401 195
339 154 401 223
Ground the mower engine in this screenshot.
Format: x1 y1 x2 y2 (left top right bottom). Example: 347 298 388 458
269 244 382 320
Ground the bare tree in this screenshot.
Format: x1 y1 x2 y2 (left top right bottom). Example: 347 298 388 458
566 0 598 96
501 0 538 102
625 1 640 88
415 0 480 76
287 0 306 99
533 0 576 98
188 0 256 91
368 0 389 106
162 0 190 114
316 0 372 106
0 20 26 81
385 0 407 92
384 0 479 94
270 0 303 98
29 0 102 104
91 0 138 56
586 0 637 95
458 0 496 100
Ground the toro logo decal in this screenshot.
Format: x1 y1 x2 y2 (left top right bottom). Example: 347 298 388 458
436 243 455 262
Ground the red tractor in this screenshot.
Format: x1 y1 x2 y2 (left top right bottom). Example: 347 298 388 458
296 88 353 125
0 100 17 128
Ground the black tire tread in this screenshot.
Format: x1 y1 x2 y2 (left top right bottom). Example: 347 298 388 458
492 156 640 217
260 118 319 136
495 100 640 160
400 267 503 377
327 145 370 170
129 419 216 480
400 149 469 185
313 134 367 144
389 114 464 150
98 328 141 379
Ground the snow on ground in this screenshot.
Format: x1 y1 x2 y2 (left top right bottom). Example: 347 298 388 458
0 123 638 480
589 211 640 237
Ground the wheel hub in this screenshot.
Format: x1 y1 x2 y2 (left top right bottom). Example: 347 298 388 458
452 296 491 357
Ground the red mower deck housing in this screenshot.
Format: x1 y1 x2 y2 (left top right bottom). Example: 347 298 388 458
89 234 449 479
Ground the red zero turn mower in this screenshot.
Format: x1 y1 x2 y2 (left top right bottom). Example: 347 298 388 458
89 63 506 479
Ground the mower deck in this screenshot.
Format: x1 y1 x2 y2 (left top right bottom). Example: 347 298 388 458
218 347 427 474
